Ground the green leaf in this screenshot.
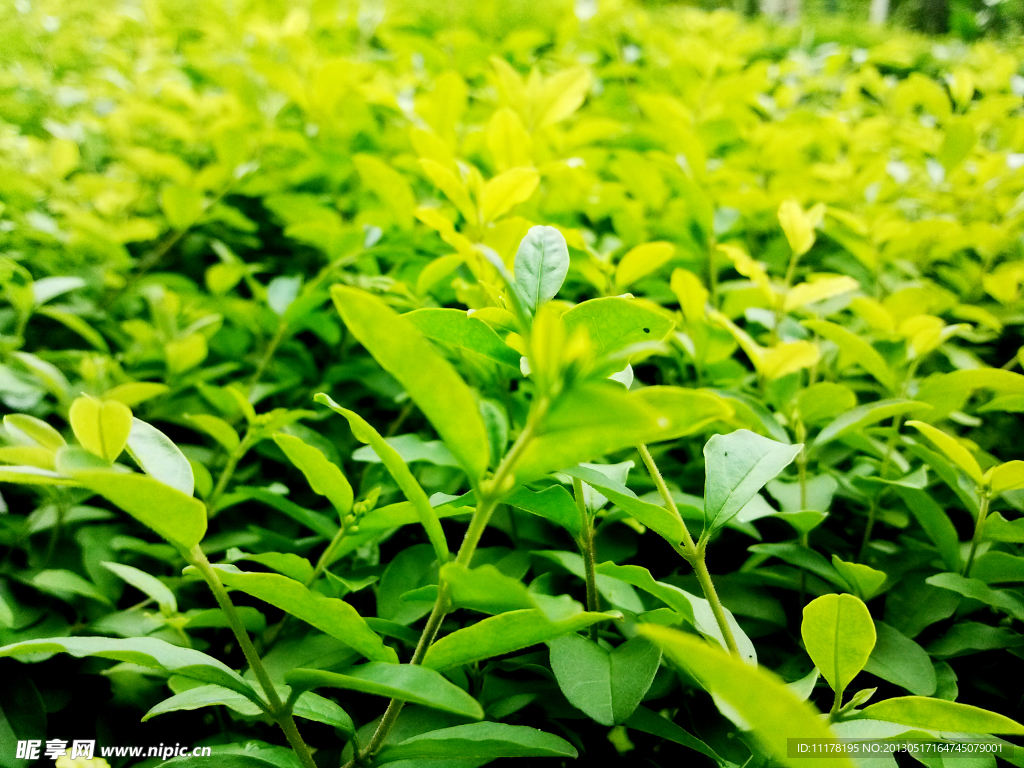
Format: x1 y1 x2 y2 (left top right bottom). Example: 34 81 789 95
855 697 1024 734
639 625 856 768
142 684 265 721
287 663 483 718
29 570 111 605
73 470 207 550
548 634 661 725
804 319 895 392
801 593 876 699
316 394 448 564
595 562 757 663
292 691 355 733
811 400 930 451
972 552 1024 584
624 705 721 760
616 242 675 290
160 184 205 229
514 225 570 314
160 743 303 768
125 418 195 496
69 396 133 463
212 566 398 662
561 465 685 544
515 384 731 484
560 297 675 360
329 286 490 481
181 413 241 453
986 461 1024 494
831 556 887 600
375 722 577 763
896 487 962 572
907 421 983 486
3 414 66 452
351 434 459 467
102 561 177 613
502 485 582 538
273 433 353 517
405 308 520 368
226 550 314 583
422 608 615 670
0 637 260 704
863 621 937 696
925 572 1024 621
441 562 582 621
748 543 848 588
703 429 802 533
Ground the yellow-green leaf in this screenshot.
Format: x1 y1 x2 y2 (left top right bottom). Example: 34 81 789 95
479 168 539 224
616 242 675 290
801 593 876 699
907 420 983 486
69 396 133 463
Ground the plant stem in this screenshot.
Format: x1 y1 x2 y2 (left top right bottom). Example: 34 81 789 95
572 476 600 640
208 434 251 512
347 399 549 768
249 321 288 398
963 494 990 577
189 547 318 768
637 443 739 656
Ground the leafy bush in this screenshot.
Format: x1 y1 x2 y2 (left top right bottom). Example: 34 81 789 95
2 1 1024 767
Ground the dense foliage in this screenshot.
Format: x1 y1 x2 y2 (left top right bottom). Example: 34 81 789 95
2 1 1024 767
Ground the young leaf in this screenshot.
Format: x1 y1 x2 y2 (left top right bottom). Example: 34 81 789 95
3 414 66 451
831 556 887 600
801 593 876 701
422 608 614 670
211 567 398 662
513 225 569 314
375 722 577 763
803 319 895 392
854 697 1024 734
286 663 483 719
329 286 490 481
615 242 675 290
812 400 930 451
639 625 854 768
405 308 520 368
703 430 802 532
69 396 133 463
906 421 983 486
548 634 661 725
143 684 265 721
985 460 1024 494
273 433 353 517
316 394 448 564
125 418 195 496
74 470 207 550
560 296 675 361
479 167 539 224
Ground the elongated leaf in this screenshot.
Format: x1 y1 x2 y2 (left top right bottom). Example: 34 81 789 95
831 556 887 600
102 561 177 613
986 461 1024 493
560 297 674 360
405 308 520 368
595 562 757 663
907 421 983 485
422 608 614 670
616 242 675 290
69 396 132 462
514 225 569 313
703 430 802 532
3 414 66 451
801 593 876 698
74 470 207 550
273 433 353 516
926 572 1024 621
561 465 685 544
376 722 577 763
441 562 582 621
639 626 855 768
972 552 1024 584
515 384 731 484
804 319 895 392
479 167 539 223
212 567 397 662
503 485 581 538
329 285 490 481
287 663 482 718
625 705 721 760
896 487 962 572
0 637 259 703
548 634 661 725
126 418 194 495
812 400 930 450
143 684 264 721
855 697 1024 734
316 394 448 564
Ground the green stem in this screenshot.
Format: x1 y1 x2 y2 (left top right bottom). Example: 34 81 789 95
208 434 252 512
189 547 318 768
249 321 288 398
963 494 990 577
348 399 549 768
572 477 600 640
637 443 739 656
830 686 843 718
